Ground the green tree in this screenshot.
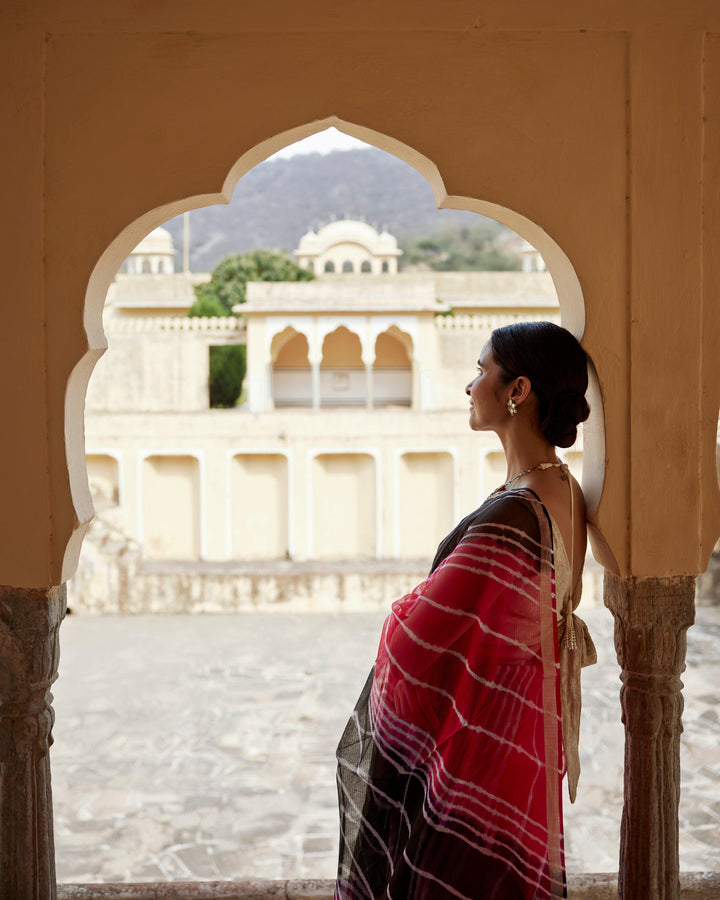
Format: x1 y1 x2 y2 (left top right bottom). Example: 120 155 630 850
188 293 227 318
208 345 247 408
189 249 313 408
190 248 314 315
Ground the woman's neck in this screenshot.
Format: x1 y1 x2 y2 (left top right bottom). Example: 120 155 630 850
498 429 558 481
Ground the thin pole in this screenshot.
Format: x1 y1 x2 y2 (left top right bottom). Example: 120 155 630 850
183 211 190 274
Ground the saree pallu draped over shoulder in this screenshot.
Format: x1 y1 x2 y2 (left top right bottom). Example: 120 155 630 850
335 491 567 900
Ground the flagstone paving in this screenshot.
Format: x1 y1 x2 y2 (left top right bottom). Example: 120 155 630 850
51 606 720 883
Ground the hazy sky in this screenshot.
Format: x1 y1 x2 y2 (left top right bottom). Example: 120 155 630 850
269 127 371 159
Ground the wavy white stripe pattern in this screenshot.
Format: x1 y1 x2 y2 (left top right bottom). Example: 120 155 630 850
335 492 565 899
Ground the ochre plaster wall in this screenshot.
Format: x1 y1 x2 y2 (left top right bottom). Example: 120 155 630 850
2 1 720 585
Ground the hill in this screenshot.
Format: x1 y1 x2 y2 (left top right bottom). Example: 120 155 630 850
162 147 511 272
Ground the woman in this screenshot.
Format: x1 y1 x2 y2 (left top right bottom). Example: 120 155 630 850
335 322 597 900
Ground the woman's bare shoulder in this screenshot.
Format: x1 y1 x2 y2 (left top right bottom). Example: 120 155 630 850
525 470 585 517
522 470 587 560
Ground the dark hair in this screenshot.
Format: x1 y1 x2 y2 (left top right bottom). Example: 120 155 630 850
490 321 590 448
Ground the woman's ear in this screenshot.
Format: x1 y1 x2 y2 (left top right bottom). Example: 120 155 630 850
512 376 532 406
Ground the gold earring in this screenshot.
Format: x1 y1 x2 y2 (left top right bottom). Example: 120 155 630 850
506 397 518 417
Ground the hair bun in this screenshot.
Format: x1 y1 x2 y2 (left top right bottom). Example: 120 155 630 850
541 391 590 448
489 322 591 448
553 390 590 424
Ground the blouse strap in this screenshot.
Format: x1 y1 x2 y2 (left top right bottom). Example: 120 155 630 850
568 464 574 580
562 463 577 651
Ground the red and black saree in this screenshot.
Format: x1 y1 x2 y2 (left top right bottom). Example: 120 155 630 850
335 490 567 900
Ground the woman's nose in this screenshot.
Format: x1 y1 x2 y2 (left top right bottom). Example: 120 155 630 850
465 381 472 395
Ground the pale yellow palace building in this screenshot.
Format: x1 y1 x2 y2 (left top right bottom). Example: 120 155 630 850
73 220 589 613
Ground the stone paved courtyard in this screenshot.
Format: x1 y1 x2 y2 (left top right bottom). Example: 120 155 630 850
51 606 720 884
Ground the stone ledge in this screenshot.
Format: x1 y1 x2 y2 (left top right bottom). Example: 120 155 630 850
56 873 720 899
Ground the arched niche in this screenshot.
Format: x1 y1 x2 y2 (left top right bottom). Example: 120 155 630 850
86 453 121 508
374 326 412 365
320 326 364 407
66 115 609 581
270 327 311 407
320 326 363 369
374 328 412 407
270 326 310 367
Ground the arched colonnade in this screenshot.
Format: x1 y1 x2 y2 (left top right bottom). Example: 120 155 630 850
3 6 720 897
269 322 413 409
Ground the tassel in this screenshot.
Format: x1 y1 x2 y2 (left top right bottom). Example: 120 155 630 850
564 612 577 651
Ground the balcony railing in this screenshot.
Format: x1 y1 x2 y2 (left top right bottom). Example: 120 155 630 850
272 367 412 408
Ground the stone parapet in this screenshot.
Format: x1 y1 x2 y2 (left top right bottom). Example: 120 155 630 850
54 874 720 899
243 278 446 314
67 552 430 615
66 535 607 614
434 310 561 331
104 317 245 335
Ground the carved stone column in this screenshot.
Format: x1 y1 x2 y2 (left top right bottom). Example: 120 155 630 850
604 573 695 900
364 361 374 410
0 584 66 900
310 360 321 410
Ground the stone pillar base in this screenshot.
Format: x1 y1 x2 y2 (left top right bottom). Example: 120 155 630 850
0 584 66 900
604 573 695 900
695 544 720 605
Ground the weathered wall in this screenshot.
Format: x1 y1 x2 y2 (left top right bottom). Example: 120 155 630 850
82 408 586 563
86 319 226 413
65 524 605 614
2 2 720 586
49 872 720 899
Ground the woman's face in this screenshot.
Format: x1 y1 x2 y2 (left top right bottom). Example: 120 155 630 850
465 341 509 432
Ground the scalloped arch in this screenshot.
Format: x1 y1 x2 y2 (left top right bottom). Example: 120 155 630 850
375 325 413 362
270 326 309 365
63 115 607 581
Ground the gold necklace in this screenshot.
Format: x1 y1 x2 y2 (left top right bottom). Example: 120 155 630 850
492 461 568 495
